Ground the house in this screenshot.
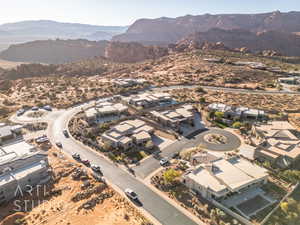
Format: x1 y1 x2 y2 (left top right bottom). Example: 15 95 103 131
101 119 154 150
252 121 300 168
208 103 266 121
149 105 195 129
128 92 173 108
85 102 128 124
278 77 300 85
113 78 147 87
0 124 23 145
183 153 268 201
0 141 50 204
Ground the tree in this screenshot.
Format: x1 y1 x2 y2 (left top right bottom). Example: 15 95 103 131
232 121 242 129
214 111 224 120
280 201 289 213
163 169 180 184
199 97 206 104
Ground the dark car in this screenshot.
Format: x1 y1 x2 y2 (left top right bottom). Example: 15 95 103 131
72 153 81 160
172 153 180 159
63 130 69 138
43 105 52 111
81 159 90 166
91 165 101 173
56 142 63 148
31 106 39 111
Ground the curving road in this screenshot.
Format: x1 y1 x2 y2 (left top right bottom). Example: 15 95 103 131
11 84 299 225
45 105 200 225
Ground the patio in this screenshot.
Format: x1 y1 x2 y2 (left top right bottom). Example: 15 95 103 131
221 187 276 219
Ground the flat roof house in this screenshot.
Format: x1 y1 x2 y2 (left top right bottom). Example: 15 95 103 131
184 153 268 200
252 121 300 168
128 92 173 108
149 105 195 129
101 119 154 150
85 102 128 124
208 103 266 121
0 141 50 204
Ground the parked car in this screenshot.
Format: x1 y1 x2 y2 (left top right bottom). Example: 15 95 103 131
63 130 69 138
125 188 138 200
36 136 49 143
56 142 63 148
91 165 101 173
31 106 39 111
16 108 26 116
172 153 180 159
160 158 169 166
43 105 52 111
72 153 81 160
81 159 90 166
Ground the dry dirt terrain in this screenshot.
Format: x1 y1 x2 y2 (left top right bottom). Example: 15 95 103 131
0 59 27 69
170 88 300 113
0 148 151 225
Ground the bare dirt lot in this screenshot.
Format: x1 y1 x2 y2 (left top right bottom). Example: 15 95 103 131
0 148 151 225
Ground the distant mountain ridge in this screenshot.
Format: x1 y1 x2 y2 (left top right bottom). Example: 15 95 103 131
0 20 128 51
0 39 108 64
113 11 300 45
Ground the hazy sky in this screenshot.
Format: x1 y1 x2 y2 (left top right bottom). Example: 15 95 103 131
1 0 300 26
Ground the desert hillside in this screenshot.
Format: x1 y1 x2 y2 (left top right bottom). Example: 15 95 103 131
0 39 109 64
105 41 169 63
176 28 300 56
113 11 300 44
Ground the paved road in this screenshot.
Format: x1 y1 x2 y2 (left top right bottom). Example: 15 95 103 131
133 128 241 179
196 129 241 152
47 107 199 225
152 85 300 95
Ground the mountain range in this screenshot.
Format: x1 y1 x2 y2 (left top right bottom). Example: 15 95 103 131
0 39 108 64
0 20 127 51
113 11 300 45
1 11 300 64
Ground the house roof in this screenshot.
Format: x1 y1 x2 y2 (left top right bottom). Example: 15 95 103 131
132 131 151 141
0 126 13 138
187 155 268 194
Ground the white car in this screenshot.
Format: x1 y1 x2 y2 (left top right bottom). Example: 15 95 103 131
125 188 138 200
160 158 169 166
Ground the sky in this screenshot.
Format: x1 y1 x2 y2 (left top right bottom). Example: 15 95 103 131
1 0 300 26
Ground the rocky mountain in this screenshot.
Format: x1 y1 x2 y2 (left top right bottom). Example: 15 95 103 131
113 11 300 45
176 28 300 56
0 20 127 51
105 41 169 63
0 39 109 64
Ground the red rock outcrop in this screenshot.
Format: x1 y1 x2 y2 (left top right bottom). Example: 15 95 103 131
104 41 169 63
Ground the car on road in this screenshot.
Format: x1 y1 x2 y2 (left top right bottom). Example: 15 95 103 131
125 188 138 200
16 108 26 116
171 152 180 159
63 130 69 138
81 159 90 166
160 158 169 166
36 136 49 143
72 153 81 160
56 142 63 148
91 165 101 173
43 105 52 111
